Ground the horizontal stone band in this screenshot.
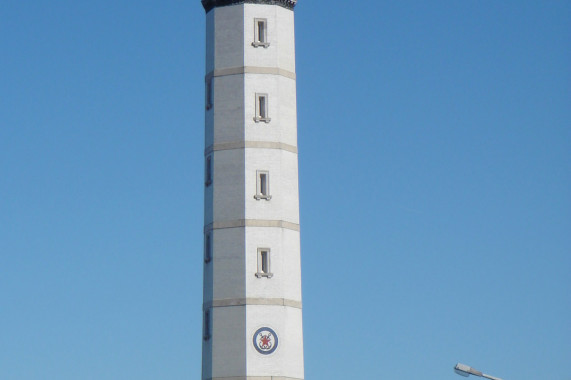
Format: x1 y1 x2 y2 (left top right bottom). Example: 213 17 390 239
205 141 297 156
206 66 296 81
204 297 302 310
205 219 299 233
207 377 303 380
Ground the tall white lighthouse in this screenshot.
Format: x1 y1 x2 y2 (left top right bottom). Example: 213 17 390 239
201 1 304 379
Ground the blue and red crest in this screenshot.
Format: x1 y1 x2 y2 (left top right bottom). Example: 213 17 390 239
253 327 278 355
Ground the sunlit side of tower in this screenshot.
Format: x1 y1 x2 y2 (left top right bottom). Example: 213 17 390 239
201 0 303 379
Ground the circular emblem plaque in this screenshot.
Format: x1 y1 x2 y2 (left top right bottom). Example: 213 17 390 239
253 327 278 355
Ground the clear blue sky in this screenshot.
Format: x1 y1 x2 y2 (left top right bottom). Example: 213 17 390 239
1 1 569 379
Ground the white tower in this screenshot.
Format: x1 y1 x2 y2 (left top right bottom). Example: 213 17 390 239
201 1 303 380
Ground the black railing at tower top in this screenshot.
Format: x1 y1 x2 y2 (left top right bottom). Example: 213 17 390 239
202 0 297 13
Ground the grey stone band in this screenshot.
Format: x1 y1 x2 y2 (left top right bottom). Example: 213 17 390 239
202 0 297 13
204 298 302 310
206 66 296 81
205 141 298 156
205 219 300 233
204 219 299 232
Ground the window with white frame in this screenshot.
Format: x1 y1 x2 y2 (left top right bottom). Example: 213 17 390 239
252 18 269 48
254 170 271 200
256 248 273 278
203 308 211 340
254 93 270 123
205 155 212 186
204 232 212 263
205 77 213 110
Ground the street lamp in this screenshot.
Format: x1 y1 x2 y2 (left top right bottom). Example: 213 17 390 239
454 363 503 380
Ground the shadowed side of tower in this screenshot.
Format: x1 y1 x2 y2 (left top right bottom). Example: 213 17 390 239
201 1 303 379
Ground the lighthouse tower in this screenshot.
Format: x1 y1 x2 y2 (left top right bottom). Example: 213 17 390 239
201 1 303 379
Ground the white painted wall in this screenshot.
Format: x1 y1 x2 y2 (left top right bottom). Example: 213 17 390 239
209 5 244 72
244 227 302 301
244 74 298 147
243 4 296 73
246 305 304 379
204 306 247 378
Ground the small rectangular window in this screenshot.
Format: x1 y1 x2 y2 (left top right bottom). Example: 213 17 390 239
260 172 267 194
254 93 271 123
205 155 212 186
261 250 269 273
252 19 270 48
254 170 271 200
256 248 273 278
257 20 266 42
204 232 212 263
205 77 213 110
203 309 211 340
259 96 267 119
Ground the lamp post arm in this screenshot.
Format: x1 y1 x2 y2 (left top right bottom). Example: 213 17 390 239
482 374 503 380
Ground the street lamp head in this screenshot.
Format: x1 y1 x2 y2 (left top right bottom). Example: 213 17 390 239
455 363 482 377
453 363 503 380
455 368 470 377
